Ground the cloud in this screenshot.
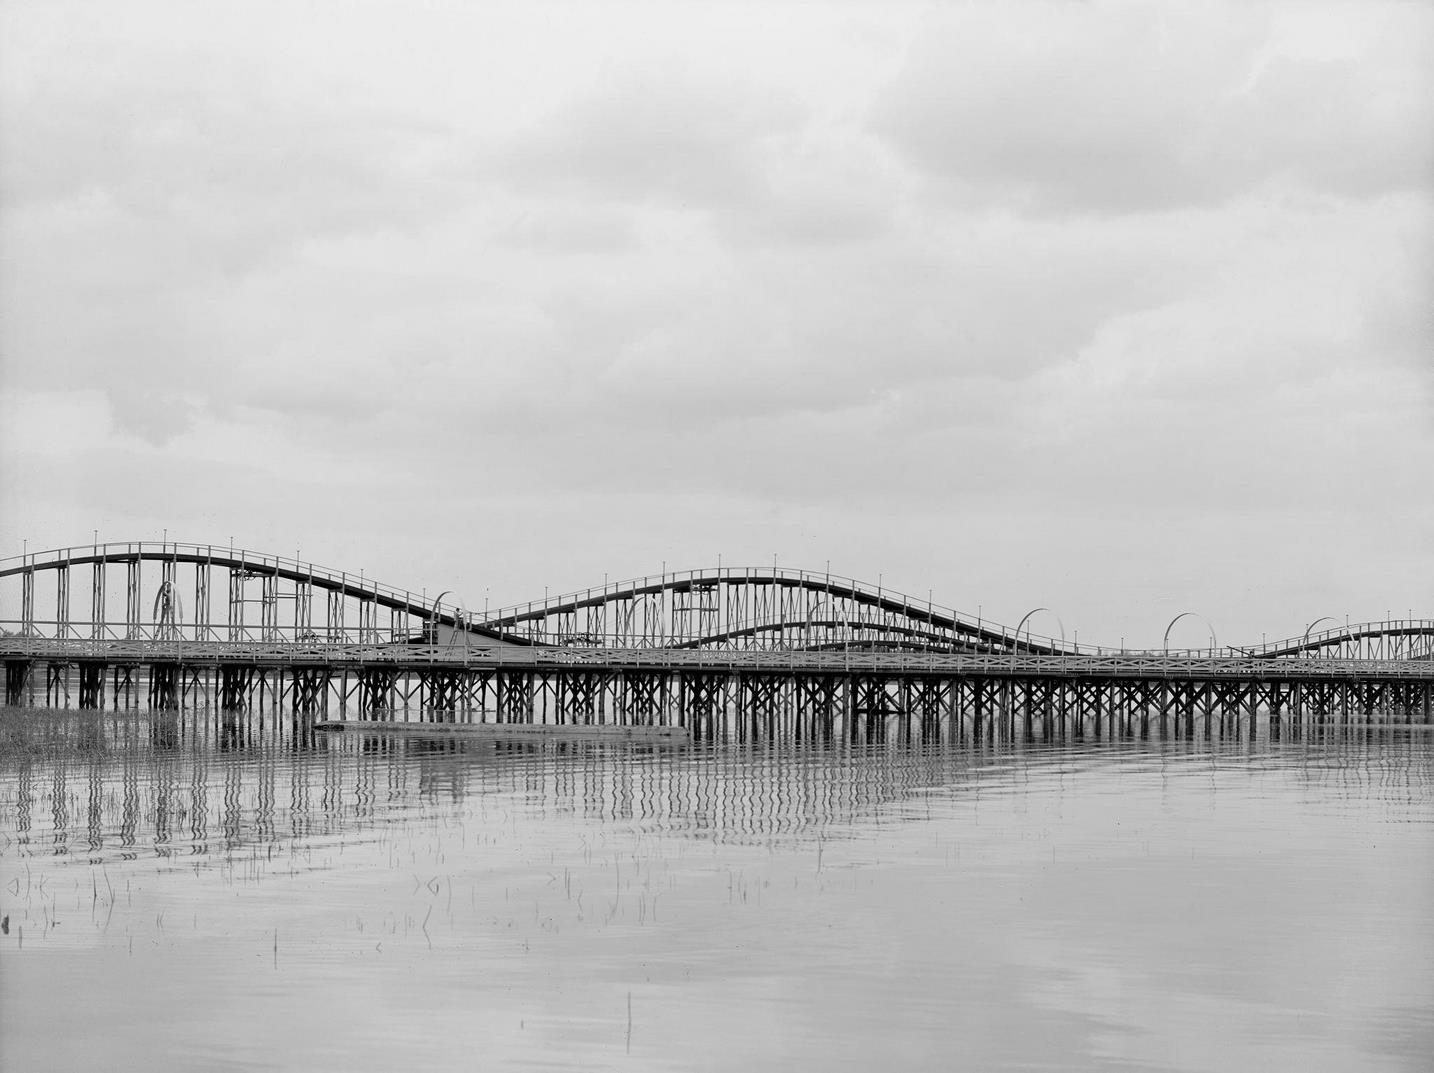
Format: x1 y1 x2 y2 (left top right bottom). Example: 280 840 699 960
1 0 1430 644
0 7 473 442
496 64 803 207
2 47 458 254
491 204 640 254
872 2 1434 215
493 63 899 247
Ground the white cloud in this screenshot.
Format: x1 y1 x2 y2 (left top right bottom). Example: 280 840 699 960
873 2 1434 214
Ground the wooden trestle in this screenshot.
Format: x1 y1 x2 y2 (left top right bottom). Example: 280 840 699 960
3 642 1431 744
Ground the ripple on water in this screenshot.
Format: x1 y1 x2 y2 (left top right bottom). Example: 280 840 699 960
0 706 1431 1072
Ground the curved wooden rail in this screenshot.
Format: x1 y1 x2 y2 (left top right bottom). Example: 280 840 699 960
2 541 1429 659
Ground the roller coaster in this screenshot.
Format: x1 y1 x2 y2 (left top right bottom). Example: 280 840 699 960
2 541 1429 659
2 541 1430 736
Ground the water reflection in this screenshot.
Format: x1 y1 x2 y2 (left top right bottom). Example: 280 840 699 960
3 708 1431 868
1 707 1431 1073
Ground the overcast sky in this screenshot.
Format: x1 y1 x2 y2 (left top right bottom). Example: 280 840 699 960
1 0 1430 647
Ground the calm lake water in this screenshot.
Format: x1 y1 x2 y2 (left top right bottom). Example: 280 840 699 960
1 707 1431 1072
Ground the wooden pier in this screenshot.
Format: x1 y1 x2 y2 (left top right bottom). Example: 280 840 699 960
3 639 1430 744
3 541 1430 743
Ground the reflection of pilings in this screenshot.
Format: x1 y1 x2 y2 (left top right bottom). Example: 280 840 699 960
86 756 104 852
12 710 1434 863
15 759 33 836
219 709 248 752
151 712 180 750
120 754 139 850
289 712 317 751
